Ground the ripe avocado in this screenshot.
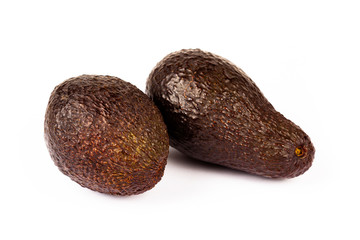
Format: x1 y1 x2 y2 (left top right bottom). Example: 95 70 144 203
146 49 315 178
44 75 169 195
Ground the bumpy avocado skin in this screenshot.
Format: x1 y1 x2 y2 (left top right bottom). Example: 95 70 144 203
146 49 315 178
45 75 169 195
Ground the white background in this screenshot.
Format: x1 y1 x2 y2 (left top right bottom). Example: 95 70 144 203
1 1 359 239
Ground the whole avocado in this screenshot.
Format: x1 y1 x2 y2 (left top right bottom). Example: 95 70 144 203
44 75 169 195
146 49 315 178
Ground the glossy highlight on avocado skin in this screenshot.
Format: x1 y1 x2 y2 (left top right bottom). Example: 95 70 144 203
146 49 315 178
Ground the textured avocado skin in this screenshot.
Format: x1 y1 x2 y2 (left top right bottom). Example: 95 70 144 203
45 75 169 195
146 49 315 178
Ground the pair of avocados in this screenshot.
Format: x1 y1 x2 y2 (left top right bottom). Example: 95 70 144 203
44 49 315 195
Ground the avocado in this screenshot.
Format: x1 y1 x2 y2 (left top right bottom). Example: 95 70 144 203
44 75 169 195
146 49 315 178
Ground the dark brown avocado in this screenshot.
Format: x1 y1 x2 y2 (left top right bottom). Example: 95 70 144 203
44 75 169 195
146 49 315 178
